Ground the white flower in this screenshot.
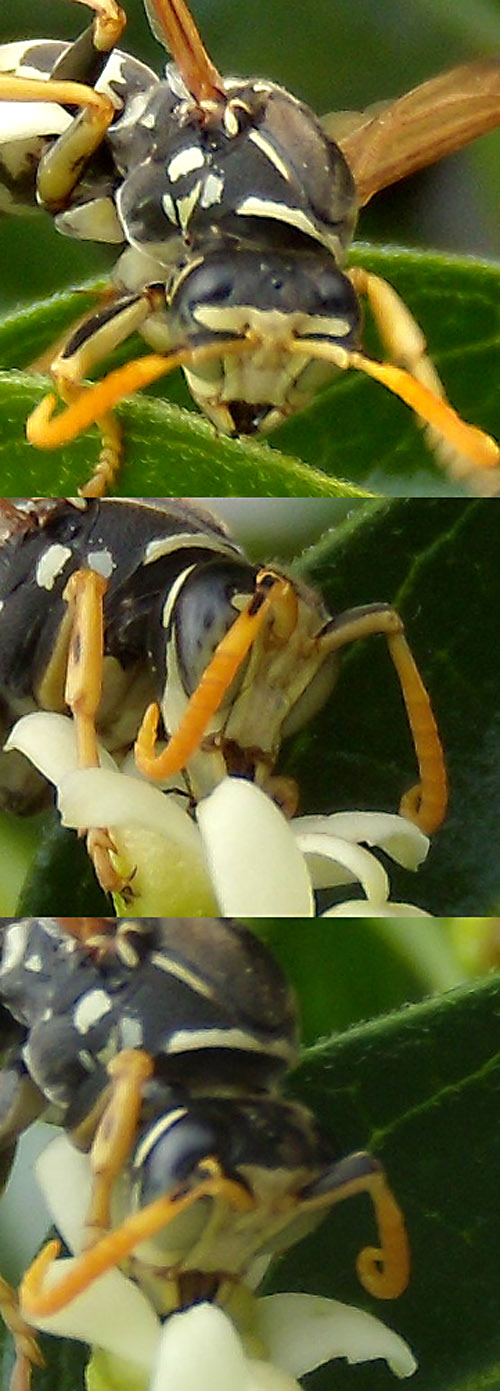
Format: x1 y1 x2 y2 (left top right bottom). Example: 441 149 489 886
7 712 431 917
27 1137 417 1391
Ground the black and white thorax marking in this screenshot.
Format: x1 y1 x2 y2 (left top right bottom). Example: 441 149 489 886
0 916 298 1125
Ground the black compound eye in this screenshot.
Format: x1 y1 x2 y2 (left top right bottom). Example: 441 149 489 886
180 259 239 317
137 1114 217 1205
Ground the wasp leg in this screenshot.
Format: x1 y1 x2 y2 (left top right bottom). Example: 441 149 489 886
0 74 116 212
316 602 447 834
63 569 107 769
62 568 126 892
349 265 500 494
12 0 125 212
31 287 166 496
135 569 295 779
300 1150 410 1300
0 1277 44 1391
61 0 126 55
20 1160 253 1319
255 772 299 818
84 1049 154 1243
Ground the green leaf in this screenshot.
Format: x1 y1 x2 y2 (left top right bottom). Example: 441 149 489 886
0 371 364 499
11 496 500 916
0 246 498 496
247 919 466 1043
273 973 500 1391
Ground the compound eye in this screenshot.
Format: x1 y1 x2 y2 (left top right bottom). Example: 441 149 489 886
125 1113 220 1257
137 1113 218 1206
172 561 254 697
171 256 242 342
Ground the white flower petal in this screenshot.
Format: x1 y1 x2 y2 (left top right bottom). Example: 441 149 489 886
323 902 432 918
33 1138 160 1365
296 831 390 902
58 767 200 850
30 1259 159 1368
248 1361 300 1391
58 767 218 912
258 1294 417 1380
36 1137 91 1255
5 712 115 782
292 812 429 871
197 779 314 916
151 1305 250 1391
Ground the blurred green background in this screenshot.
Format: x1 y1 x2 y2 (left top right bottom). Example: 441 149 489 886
0 0 499 315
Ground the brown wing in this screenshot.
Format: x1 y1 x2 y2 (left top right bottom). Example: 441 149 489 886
326 61 500 207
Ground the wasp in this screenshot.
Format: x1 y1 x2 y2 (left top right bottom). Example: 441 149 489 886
0 0 499 495
0 496 447 894
0 915 410 1389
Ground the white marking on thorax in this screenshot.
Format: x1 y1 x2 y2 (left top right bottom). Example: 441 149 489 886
0 920 31 975
167 147 205 182
86 549 114 579
35 544 72 590
74 989 113 1035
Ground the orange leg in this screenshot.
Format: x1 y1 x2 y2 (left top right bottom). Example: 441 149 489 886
85 1050 155 1243
0 1277 44 1391
62 569 126 892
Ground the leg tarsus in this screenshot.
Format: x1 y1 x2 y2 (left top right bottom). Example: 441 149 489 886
0 1277 44 1391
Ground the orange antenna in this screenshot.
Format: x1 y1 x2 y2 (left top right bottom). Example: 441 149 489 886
135 571 295 780
386 628 448 834
26 328 498 490
317 605 447 834
26 339 255 450
301 1160 410 1301
145 0 225 101
287 338 499 475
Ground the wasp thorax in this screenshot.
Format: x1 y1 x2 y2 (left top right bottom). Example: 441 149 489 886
113 70 357 265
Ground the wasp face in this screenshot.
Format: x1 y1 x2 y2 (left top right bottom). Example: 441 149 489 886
118 1091 336 1312
158 557 339 799
164 246 362 434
